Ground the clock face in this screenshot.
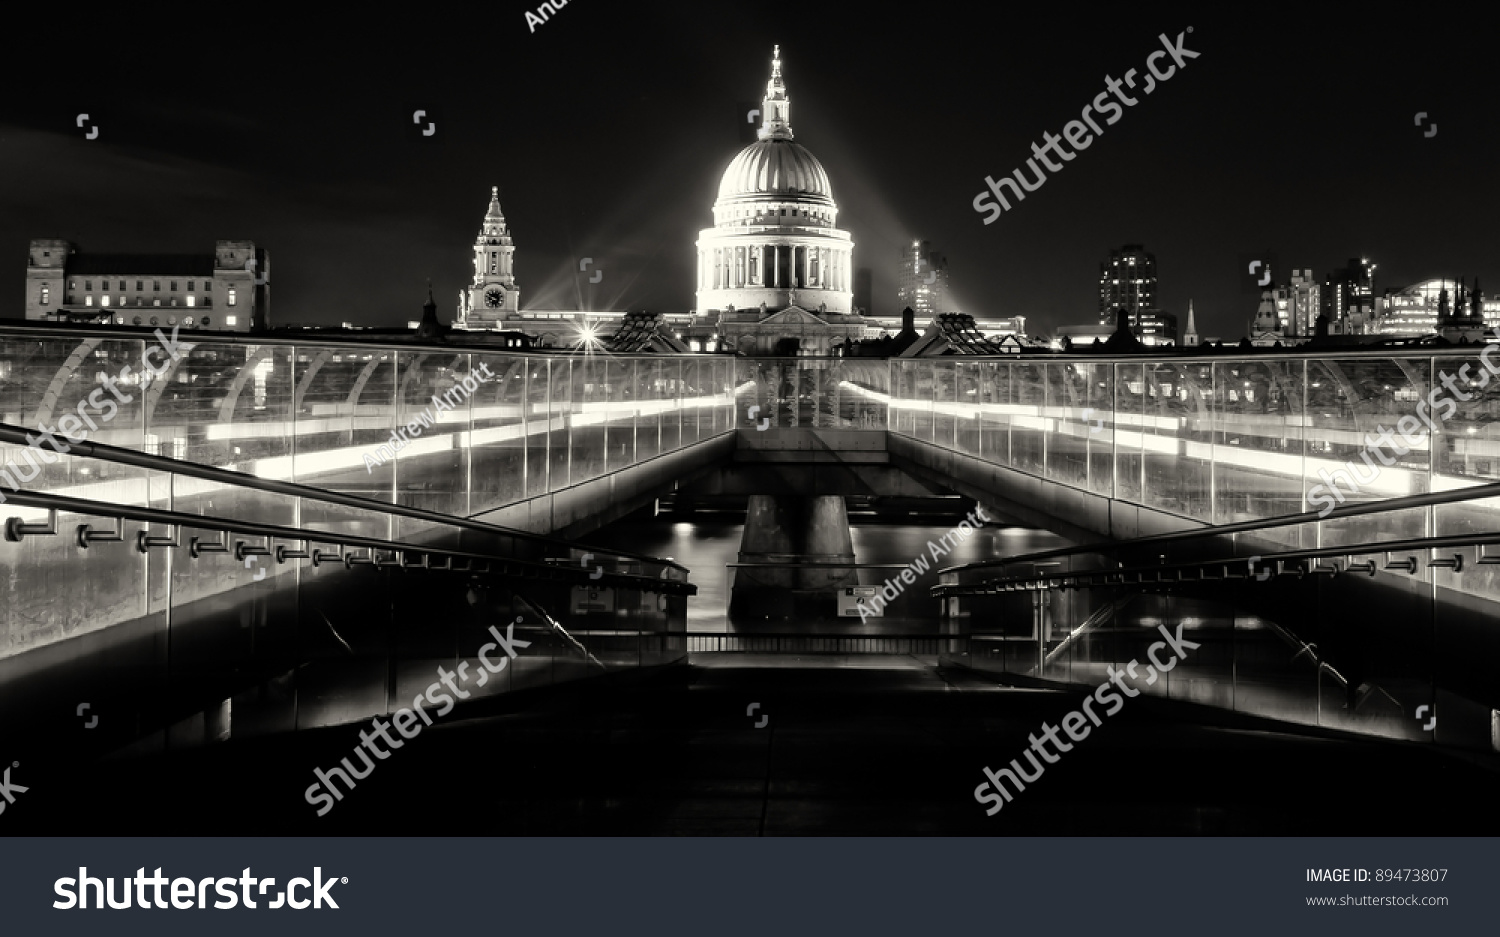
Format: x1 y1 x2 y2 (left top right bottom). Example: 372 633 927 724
485 288 503 309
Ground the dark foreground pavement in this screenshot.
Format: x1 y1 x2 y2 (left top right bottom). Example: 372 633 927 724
15 655 1500 835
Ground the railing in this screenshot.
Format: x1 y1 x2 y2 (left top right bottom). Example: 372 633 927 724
0 423 689 573
887 352 1500 533
0 471 694 773
0 324 739 519
933 482 1500 752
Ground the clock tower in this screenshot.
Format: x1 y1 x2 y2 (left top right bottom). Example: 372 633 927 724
457 186 520 328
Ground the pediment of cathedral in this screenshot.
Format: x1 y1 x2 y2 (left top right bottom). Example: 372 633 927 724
758 305 828 327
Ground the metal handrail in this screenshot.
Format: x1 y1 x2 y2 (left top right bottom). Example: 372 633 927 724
933 530 1500 597
939 480 1500 577
0 423 690 573
0 488 696 595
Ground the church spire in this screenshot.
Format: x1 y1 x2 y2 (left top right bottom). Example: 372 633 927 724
483 186 506 235
758 44 794 141
1184 299 1199 345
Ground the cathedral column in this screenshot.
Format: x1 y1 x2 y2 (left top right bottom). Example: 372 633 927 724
771 245 779 288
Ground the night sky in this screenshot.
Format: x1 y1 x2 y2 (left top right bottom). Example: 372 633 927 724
2 1 1497 340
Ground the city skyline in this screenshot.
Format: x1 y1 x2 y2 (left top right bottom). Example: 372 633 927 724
2 6 1497 342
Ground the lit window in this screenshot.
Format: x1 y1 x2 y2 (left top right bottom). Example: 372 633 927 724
187 296 195 307
69 280 77 289
228 288 237 306
85 296 93 306
39 287 48 306
154 299 161 307
225 316 237 327
101 295 110 306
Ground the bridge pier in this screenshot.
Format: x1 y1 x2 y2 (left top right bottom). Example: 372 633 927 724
730 494 857 622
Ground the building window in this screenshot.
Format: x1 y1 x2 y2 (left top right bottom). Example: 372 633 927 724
85 296 93 306
117 281 125 291
227 288 237 306
154 280 161 291
154 299 161 307
170 281 178 291
137 281 144 291
201 317 211 328
187 281 194 291
69 280 76 290
133 316 143 326
39 287 48 306
225 316 237 327
150 316 158 326
85 280 92 291
187 296 195 307
101 295 110 306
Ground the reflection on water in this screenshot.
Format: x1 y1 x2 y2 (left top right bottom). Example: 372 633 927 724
580 519 1071 632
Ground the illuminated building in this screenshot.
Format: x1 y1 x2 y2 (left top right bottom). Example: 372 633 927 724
1378 278 1500 337
455 187 520 329
693 46 877 354
1097 244 1158 328
1321 258 1377 335
898 240 948 321
25 238 268 332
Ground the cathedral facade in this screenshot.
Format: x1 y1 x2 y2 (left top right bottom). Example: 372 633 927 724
693 46 877 355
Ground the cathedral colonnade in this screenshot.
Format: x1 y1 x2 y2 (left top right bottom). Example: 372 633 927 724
700 244 849 292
